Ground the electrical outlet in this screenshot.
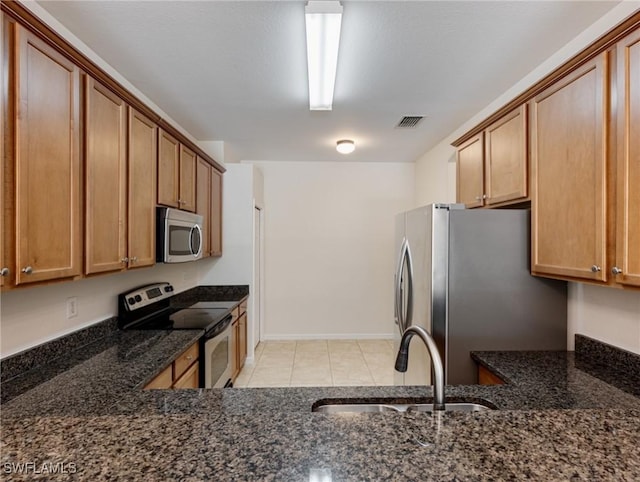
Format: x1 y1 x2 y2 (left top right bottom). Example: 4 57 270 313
66 297 78 319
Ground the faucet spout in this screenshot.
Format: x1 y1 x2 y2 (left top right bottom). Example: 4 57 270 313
395 325 445 411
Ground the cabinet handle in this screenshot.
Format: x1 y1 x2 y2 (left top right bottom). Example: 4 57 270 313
21 266 33 275
612 267 623 275
186 355 193 361
482 194 487 200
178 199 185 205
121 257 129 264
0 267 9 277
591 265 601 273
131 256 138 263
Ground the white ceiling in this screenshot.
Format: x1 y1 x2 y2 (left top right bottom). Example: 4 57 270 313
38 1 619 163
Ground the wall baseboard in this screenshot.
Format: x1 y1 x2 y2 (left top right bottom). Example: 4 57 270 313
261 333 395 341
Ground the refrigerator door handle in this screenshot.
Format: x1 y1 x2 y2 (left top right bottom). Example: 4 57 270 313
404 239 414 332
394 238 408 333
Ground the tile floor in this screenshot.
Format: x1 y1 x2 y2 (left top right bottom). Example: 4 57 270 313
234 339 396 388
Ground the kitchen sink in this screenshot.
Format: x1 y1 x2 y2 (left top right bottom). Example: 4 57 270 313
312 400 496 414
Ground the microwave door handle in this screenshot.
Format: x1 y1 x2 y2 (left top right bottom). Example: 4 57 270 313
190 224 203 257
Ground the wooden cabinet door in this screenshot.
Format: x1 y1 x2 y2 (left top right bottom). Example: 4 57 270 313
128 108 157 268
173 362 199 389
456 133 484 208
1 14 12 288
144 365 172 390
239 313 247 370
484 105 528 205
210 168 223 257
157 129 179 208
15 26 81 285
531 54 608 282
179 145 196 212
231 319 239 380
196 157 211 257
85 77 127 275
615 30 640 287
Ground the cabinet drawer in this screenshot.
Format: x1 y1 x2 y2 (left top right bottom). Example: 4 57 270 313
173 361 199 389
174 342 199 380
144 365 173 389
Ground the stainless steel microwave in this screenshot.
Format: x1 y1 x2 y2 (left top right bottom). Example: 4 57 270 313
156 207 203 263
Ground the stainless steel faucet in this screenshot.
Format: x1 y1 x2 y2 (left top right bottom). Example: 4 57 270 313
395 325 445 411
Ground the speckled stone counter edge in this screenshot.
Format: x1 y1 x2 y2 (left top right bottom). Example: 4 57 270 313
172 285 249 303
575 334 640 375
575 334 640 397
0 317 119 382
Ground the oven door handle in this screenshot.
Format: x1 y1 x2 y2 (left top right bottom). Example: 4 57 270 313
205 313 233 339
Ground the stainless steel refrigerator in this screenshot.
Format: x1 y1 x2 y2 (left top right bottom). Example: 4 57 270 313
394 204 567 386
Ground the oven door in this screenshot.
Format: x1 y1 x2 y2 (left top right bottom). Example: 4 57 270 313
204 320 233 388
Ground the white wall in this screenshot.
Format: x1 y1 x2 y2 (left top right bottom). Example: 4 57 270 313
0 262 202 358
413 2 640 354
414 142 458 206
567 284 640 354
200 165 255 286
250 161 415 339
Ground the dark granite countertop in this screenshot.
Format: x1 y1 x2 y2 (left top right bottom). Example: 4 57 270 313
2 295 640 481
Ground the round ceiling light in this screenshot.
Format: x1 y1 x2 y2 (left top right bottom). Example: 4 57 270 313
336 139 355 154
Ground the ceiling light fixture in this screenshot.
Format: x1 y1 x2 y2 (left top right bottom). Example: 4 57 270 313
336 139 355 154
305 1 343 111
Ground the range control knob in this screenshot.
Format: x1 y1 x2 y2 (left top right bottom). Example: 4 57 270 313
135 295 142 302
127 297 136 305
164 285 174 293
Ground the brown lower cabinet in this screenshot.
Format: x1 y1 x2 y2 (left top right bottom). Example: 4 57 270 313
231 299 248 383
144 342 199 389
477 365 505 386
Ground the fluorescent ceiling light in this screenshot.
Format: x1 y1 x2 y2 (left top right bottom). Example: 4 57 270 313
305 1 343 110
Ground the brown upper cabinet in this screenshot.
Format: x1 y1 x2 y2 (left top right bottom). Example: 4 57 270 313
1 13 10 288
84 77 127 275
13 24 82 286
196 156 223 258
127 108 158 269
484 105 528 205
530 54 608 283
179 145 197 212
452 17 640 289
456 133 484 208
614 29 640 288
456 105 528 208
196 157 212 258
85 81 157 275
157 130 196 212
1 8 225 291
157 129 180 209
210 168 223 257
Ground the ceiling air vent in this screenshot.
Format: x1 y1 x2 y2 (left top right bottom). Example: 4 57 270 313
396 116 424 128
